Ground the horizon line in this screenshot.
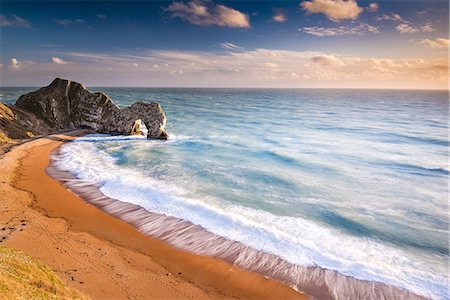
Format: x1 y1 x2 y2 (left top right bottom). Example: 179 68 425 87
1 86 448 92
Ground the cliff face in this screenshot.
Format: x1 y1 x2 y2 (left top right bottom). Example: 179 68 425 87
0 103 53 144
15 78 168 139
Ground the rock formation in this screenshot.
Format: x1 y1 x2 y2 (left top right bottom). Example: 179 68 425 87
14 78 168 139
0 103 53 144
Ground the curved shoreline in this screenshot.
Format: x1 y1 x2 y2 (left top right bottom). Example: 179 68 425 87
4 132 307 299
47 135 427 300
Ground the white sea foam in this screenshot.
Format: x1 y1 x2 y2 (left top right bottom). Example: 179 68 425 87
54 135 448 300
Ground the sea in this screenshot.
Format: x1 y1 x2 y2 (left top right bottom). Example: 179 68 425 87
1 87 448 299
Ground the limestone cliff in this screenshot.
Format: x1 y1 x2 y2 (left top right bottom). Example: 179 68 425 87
0 103 53 145
15 78 168 139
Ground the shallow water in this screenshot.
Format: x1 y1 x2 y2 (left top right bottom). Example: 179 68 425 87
3 87 449 299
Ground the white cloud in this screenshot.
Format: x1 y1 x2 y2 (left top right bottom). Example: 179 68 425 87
52 57 68 64
376 13 407 23
166 1 250 28
56 19 85 26
301 0 363 22
220 42 242 50
0 14 30 28
367 3 379 13
97 14 106 19
419 38 449 49
396 22 435 34
299 22 379 37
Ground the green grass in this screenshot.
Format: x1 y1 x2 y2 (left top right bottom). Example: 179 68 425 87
0 246 88 300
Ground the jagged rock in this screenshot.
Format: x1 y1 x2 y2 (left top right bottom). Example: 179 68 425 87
0 103 53 144
15 78 168 139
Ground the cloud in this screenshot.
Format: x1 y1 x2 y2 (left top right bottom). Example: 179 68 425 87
367 3 379 12
166 1 250 28
272 9 287 23
419 38 449 49
52 57 68 64
220 42 242 50
376 13 407 23
396 22 435 34
97 14 106 19
2 48 447 89
301 0 363 22
311 54 344 66
376 13 436 34
299 22 379 37
56 18 85 25
0 14 30 28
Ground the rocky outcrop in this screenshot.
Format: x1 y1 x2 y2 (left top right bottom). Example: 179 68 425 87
0 103 53 144
15 78 168 139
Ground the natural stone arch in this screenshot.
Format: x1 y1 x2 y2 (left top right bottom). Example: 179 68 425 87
15 78 169 140
112 102 168 139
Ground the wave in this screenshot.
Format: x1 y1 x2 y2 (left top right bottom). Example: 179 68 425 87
47 153 430 300
47 135 449 300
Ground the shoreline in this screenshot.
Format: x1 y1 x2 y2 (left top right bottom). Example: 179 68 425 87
47 135 429 300
1 131 307 299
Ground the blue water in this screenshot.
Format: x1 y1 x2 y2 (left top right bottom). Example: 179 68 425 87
2 87 449 299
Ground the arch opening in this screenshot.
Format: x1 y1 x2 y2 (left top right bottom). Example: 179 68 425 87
130 119 148 137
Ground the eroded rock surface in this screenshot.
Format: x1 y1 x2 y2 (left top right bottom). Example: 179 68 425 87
15 78 168 139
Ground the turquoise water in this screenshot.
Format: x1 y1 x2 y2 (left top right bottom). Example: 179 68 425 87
2 88 449 298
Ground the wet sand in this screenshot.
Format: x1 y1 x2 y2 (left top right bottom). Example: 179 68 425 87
0 131 307 299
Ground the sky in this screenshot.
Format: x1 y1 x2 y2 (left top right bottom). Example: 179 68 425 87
0 0 448 89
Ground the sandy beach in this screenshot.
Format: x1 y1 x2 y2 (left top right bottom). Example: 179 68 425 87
0 131 307 299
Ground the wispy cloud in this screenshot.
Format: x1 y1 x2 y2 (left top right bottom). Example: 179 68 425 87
396 22 435 34
299 22 379 37
220 42 242 51
376 13 436 34
96 14 106 19
56 18 85 26
376 13 407 23
0 14 30 28
2 49 446 89
419 38 449 49
301 0 363 22
166 1 250 28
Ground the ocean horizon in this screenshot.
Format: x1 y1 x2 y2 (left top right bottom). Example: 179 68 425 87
3 87 448 299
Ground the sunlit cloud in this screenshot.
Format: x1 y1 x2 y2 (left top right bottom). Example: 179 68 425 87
272 9 287 23
367 3 379 13
0 14 30 28
301 0 363 22
166 1 250 28
10 58 19 69
52 57 68 64
311 54 344 66
1 49 446 89
419 38 449 49
299 22 379 37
